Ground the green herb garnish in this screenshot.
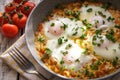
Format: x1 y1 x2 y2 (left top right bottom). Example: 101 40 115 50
105 29 116 43
107 16 114 22
65 44 72 49
60 58 64 65
91 60 101 70
38 36 45 42
72 11 80 19
58 38 63 45
72 32 78 36
87 8 93 12
82 19 92 29
80 34 87 39
61 23 68 30
112 57 119 66
61 51 68 56
105 34 116 43
50 23 55 26
64 9 72 16
45 48 52 54
98 11 106 18
82 48 89 54
75 59 80 62
95 30 102 35
114 25 120 29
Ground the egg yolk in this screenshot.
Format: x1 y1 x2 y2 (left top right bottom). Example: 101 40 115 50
90 16 104 28
48 21 64 36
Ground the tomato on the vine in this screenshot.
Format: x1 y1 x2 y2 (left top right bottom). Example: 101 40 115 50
13 0 28 4
5 2 18 13
2 23 18 38
12 13 27 29
21 2 35 16
0 12 11 26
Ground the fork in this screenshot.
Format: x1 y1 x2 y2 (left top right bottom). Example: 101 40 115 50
8 46 48 80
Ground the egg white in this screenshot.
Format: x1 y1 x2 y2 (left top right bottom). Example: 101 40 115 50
80 5 115 29
43 17 86 39
91 34 120 59
46 38 93 71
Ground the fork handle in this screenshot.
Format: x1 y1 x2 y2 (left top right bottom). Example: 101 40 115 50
34 71 48 80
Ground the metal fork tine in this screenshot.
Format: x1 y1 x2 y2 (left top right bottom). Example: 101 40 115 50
14 47 31 66
12 48 27 67
9 51 24 68
12 49 26 66
8 47 48 80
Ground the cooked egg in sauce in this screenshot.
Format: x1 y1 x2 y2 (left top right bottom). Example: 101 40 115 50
35 1 120 79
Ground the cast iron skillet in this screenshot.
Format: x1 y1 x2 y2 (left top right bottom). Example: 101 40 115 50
25 0 120 80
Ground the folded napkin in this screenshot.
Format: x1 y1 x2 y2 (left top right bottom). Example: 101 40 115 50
0 35 120 80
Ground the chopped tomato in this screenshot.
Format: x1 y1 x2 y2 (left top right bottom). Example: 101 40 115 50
5 2 18 13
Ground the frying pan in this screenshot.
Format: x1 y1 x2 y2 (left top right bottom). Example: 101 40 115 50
25 0 120 80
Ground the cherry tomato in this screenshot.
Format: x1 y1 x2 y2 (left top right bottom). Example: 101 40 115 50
12 13 27 29
0 12 11 26
13 0 28 4
5 2 18 13
21 2 35 16
2 23 18 38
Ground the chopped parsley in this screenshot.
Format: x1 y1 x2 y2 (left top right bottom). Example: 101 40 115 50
105 47 108 50
98 11 106 18
84 68 94 78
64 39 68 42
95 20 99 24
64 9 80 20
61 51 68 56
80 27 85 32
102 20 105 24
82 19 92 29
87 8 93 12
112 57 119 66
58 38 63 45
90 60 101 70
72 32 78 36
75 59 80 62
114 25 120 29
64 9 72 16
72 11 80 19
61 23 68 30
65 44 72 49
86 23 92 29
50 23 55 26
105 29 116 43
45 48 52 54
107 16 114 22
80 34 87 39
38 36 45 42
82 48 89 54
60 58 64 65
105 34 116 43
95 30 102 35
92 35 104 47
